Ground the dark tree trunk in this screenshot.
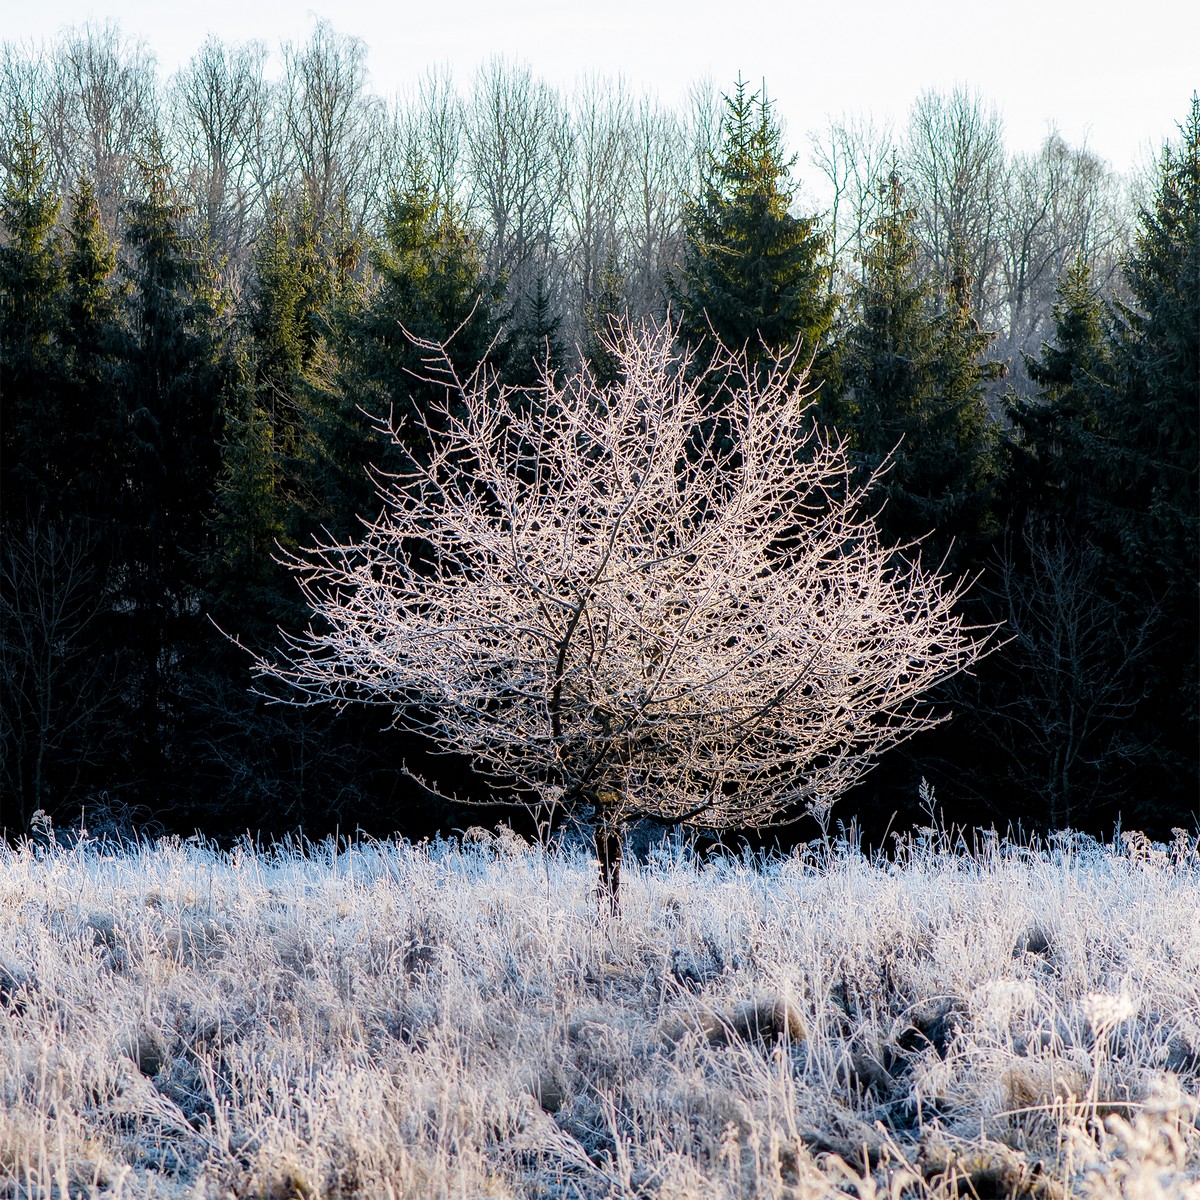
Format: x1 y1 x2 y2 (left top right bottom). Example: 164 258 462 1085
593 797 623 916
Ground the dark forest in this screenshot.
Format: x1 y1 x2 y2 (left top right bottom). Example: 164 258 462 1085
2 24 1197 844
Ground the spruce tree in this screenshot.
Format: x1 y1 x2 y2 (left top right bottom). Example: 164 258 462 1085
205 193 393 832
351 183 501 447
248 193 327 382
117 153 232 791
57 178 125 528
582 256 627 388
121 156 228 594
234 190 327 564
212 193 355 635
677 79 834 378
1 159 130 829
1092 96 1199 813
1006 258 1112 525
837 173 999 560
209 387 290 637
0 119 64 523
926 257 1004 549
965 263 1135 832
983 103 1200 830
498 266 563 389
831 173 933 466
1100 95 1199 601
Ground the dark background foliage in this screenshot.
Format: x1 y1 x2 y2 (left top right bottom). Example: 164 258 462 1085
1 28 1196 844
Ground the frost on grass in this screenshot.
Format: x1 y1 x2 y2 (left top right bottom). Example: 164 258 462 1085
0 828 1197 1198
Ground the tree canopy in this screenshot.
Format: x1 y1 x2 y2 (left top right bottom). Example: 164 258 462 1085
254 320 987 908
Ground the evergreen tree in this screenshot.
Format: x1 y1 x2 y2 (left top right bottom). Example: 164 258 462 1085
211 187 491 833
215 191 382 635
204 192 403 832
57 179 125 527
498 265 563 389
927 257 1004 548
836 173 999 560
963 266 1143 831
1090 96 1199 813
677 79 834 378
1100 95 1199 604
981 103 1200 831
211 193 326 634
582 255 627 388
248 193 328 382
829 173 931 463
352 183 501 445
1 157 131 829
0 119 64 523
366 183 498 373
116 153 232 792
121 156 228 590
1006 258 1112 525
209 385 289 636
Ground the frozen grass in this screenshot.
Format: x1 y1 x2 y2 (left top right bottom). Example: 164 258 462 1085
0 822 1198 1199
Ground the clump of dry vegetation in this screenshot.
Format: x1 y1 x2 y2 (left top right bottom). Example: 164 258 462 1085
1 822 1197 1198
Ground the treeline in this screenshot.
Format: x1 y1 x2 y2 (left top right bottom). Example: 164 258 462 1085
0 22 1196 840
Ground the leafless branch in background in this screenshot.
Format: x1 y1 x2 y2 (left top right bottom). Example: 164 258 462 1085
810 112 895 294
982 522 1154 827
0 523 114 829
168 37 268 282
905 86 1005 318
42 22 160 231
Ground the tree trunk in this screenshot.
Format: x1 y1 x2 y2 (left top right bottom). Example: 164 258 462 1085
593 794 623 916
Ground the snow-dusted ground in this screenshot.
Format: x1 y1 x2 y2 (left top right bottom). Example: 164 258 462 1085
1 824 1197 1198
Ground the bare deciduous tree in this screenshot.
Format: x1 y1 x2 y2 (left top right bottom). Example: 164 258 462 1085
997 134 1127 390
168 37 268 278
253 320 987 909
622 94 688 319
981 522 1153 828
0 523 112 829
464 59 566 287
685 76 723 196
559 74 630 338
905 86 1005 319
392 66 463 215
280 21 387 235
0 44 46 182
810 112 895 295
42 22 160 231
461 60 571 363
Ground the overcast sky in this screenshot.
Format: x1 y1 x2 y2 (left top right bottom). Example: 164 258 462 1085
6 0 1198 179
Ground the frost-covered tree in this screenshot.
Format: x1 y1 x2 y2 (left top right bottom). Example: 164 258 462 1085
254 320 987 910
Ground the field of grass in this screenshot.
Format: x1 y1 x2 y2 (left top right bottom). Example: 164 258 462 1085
1 821 1198 1198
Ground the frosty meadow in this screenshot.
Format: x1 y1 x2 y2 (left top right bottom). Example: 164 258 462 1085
0 825 1197 1197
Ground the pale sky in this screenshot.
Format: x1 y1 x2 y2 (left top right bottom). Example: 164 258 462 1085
5 0 1198 178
